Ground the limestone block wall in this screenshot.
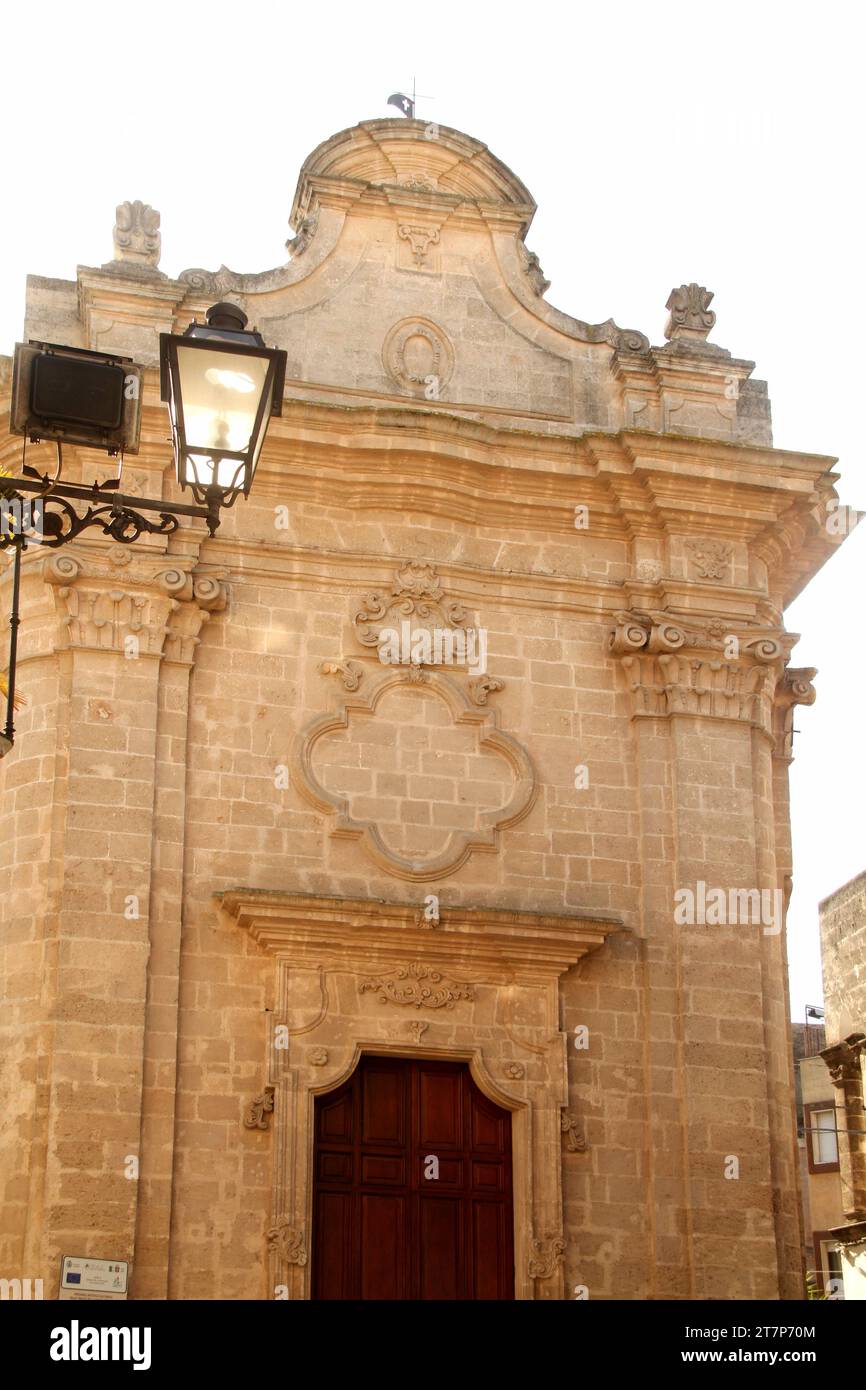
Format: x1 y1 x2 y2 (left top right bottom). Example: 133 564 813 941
0 116 846 1301
138 501 811 1300
820 873 866 1044
0 401 838 1302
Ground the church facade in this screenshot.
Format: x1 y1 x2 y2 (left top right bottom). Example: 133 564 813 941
0 118 843 1299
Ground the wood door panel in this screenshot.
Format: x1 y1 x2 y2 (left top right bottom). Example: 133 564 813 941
312 1056 514 1299
316 1151 353 1183
312 1190 353 1300
360 1194 408 1299
470 1096 507 1151
361 1154 406 1185
316 1090 353 1143
471 1159 505 1191
361 1063 406 1145
418 1066 463 1148
472 1201 506 1300
428 1157 464 1186
418 1195 463 1300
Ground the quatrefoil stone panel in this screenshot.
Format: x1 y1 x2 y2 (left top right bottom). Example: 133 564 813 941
292 668 536 881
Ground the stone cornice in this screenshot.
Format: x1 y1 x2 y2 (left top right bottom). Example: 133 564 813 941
249 397 836 480
218 889 620 981
246 411 841 605
252 402 836 499
0 385 843 608
5 392 837 506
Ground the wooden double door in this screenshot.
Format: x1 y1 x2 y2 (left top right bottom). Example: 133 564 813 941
312 1056 514 1299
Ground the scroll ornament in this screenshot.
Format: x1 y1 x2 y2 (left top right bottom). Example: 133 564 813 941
266 1218 308 1267
353 561 468 650
822 1033 866 1087
519 243 550 295
773 668 817 757
359 962 474 1010
528 1234 566 1281
561 1111 587 1153
243 1089 275 1131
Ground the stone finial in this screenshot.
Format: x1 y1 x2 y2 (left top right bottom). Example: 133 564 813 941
113 200 161 266
664 283 716 341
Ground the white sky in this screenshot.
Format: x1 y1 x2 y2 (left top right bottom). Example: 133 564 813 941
2 1 863 1018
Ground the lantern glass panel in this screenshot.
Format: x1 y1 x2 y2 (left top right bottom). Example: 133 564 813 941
250 390 274 474
175 344 271 488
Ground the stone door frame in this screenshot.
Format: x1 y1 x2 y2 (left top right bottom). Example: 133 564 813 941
220 891 619 1300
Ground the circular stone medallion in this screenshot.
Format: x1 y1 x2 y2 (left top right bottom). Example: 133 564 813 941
383 317 455 397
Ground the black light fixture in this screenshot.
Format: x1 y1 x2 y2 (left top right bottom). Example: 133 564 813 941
1 303 287 754
11 341 142 457
160 303 286 531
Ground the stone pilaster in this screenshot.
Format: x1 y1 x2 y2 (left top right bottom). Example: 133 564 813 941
609 609 809 1298
131 571 226 1299
770 666 818 1294
10 545 223 1296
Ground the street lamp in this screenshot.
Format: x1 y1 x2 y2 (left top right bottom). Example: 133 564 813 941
1 303 287 752
160 302 286 534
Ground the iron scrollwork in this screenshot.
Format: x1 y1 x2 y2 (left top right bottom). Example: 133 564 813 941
0 494 178 550
0 482 181 552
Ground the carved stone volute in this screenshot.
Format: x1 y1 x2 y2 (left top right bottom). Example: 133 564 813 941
42 552 227 665
773 667 817 758
607 609 807 739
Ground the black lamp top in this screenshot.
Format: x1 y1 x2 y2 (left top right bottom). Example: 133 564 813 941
205 302 249 332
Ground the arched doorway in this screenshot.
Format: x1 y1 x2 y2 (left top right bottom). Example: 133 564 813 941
312 1055 515 1299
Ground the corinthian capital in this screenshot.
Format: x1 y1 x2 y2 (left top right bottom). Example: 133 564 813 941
42 551 226 665
821 1033 866 1087
607 609 802 736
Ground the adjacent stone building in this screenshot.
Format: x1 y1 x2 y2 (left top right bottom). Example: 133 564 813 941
0 118 848 1299
820 872 866 1299
792 1020 847 1294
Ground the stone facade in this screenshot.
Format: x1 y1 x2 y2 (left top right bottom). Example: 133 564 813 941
819 872 866 1298
0 118 847 1300
792 1026 846 1295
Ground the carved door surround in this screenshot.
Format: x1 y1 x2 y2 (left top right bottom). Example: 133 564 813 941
219 891 620 1300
